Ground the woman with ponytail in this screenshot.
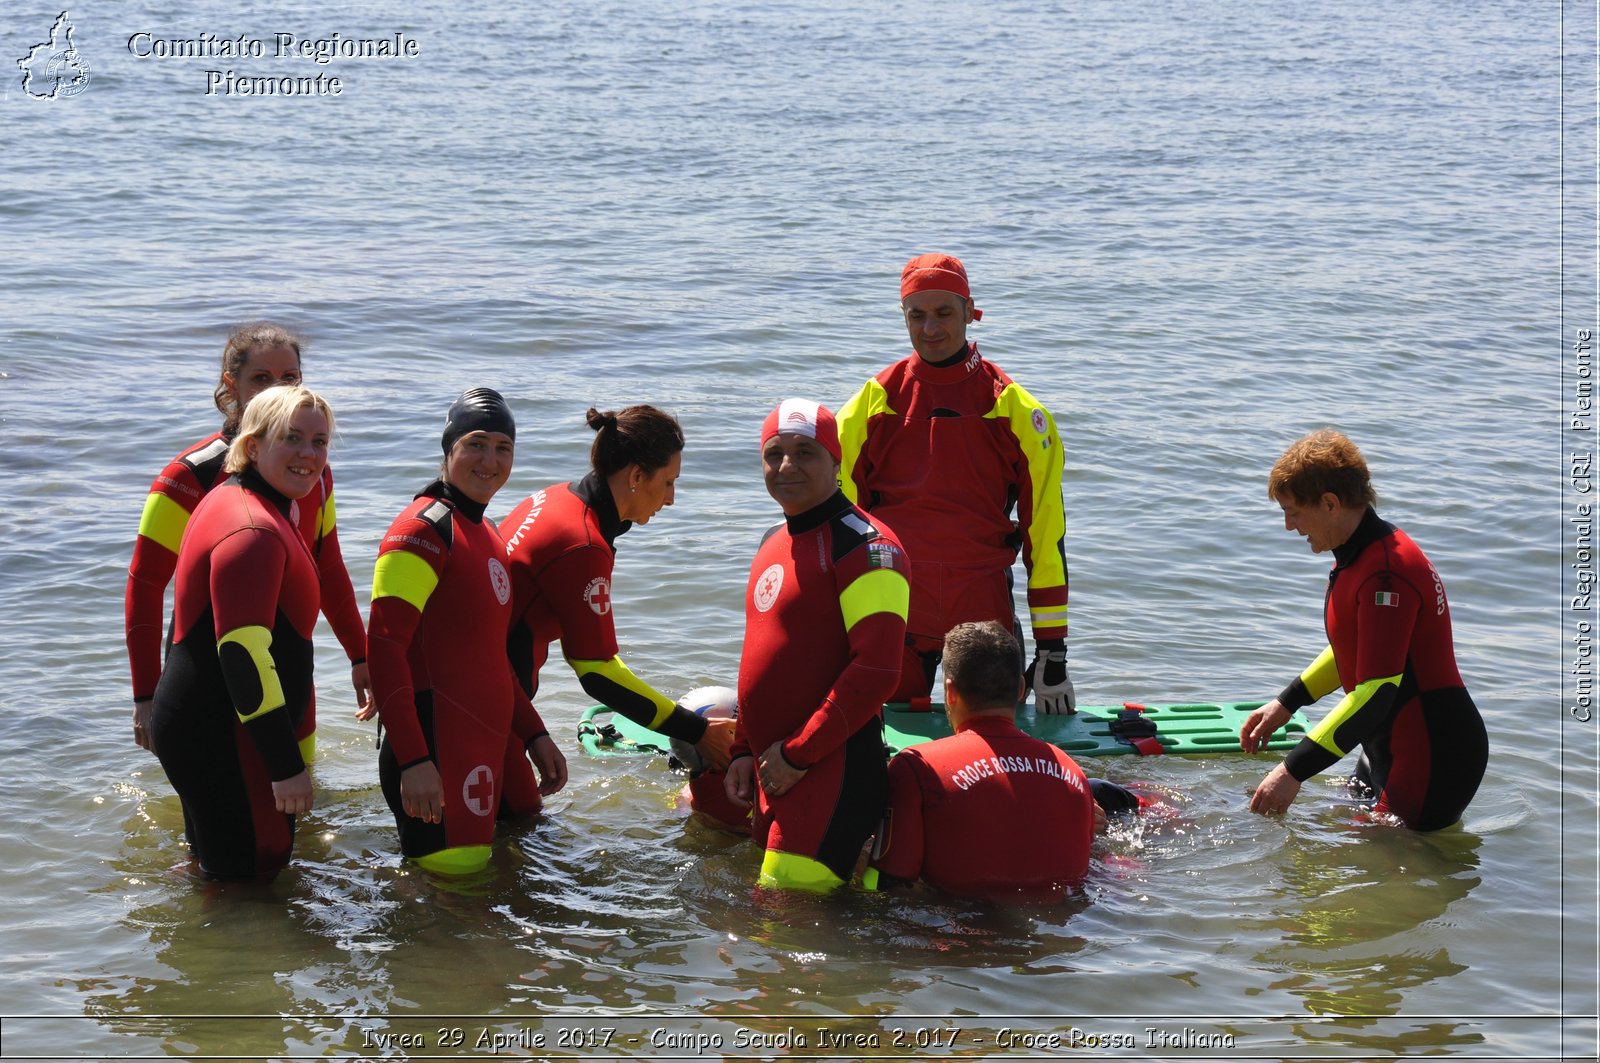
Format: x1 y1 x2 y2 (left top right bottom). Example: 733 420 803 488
497 405 732 809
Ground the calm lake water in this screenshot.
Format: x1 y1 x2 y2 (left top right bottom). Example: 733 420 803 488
1 0 1594 1059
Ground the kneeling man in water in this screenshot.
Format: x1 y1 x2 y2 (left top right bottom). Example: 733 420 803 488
867 620 1136 902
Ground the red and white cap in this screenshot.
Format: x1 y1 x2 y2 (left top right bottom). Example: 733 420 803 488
900 252 982 320
760 398 841 462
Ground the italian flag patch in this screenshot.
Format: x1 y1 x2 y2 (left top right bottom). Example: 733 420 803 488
1374 591 1399 607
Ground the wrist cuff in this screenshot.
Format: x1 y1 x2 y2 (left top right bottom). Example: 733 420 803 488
658 704 711 744
1276 676 1314 712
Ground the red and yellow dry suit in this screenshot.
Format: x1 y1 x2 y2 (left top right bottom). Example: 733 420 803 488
867 714 1095 901
368 481 548 875
149 468 317 881
836 344 1066 699
1277 508 1488 831
127 431 366 759
733 491 910 890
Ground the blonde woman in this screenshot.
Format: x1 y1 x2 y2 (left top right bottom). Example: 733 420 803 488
149 385 335 881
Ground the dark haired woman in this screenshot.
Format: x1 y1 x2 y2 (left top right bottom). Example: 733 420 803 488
1240 429 1487 831
365 388 566 875
125 323 368 757
497 405 732 810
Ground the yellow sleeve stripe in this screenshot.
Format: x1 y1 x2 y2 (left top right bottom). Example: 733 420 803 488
835 379 894 505
1306 673 1402 757
137 492 191 555
372 549 439 613
318 490 338 538
218 624 286 722
1300 645 1341 702
567 655 676 729
1030 604 1069 629
840 568 910 632
986 382 1066 591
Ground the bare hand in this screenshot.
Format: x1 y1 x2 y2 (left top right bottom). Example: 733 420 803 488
723 757 755 808
695 717 737 773
351 661 375 721
1240 699 1292 753
1249 761 1302 816
272 770 314 815
400 760 444 823
132 699 154 752
1093 801 1108 834
757 740 806 798
530 735 568 796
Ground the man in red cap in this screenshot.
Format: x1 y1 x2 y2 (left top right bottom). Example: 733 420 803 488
836 254 1074 713
722 398 911 891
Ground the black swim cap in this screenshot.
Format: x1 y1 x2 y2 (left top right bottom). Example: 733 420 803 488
442 387 516 454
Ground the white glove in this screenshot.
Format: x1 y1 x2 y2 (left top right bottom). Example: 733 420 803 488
1027 648 1076 715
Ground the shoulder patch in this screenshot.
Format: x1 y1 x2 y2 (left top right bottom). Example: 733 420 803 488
865 541 903 570
830 508 878 561
181 437 231 492
418 500 454 552
840 511 873 537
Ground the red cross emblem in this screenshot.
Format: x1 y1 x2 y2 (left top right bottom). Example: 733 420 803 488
462 764 495 817
754 563 784 612
584 576 612 616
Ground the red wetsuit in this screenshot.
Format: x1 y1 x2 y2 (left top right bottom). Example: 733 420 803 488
1277 508 1488 831
501 475 708 739
836 345 1067 699
149 469 318 880
869 715 1095 901
368 481 548 869
733 491 910 884
126 431 366 747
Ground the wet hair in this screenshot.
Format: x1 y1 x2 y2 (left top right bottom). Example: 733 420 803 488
1268 429 1378 510
942 620 1025 710
224 385 334 475
214 322 303 436
586 405 684 479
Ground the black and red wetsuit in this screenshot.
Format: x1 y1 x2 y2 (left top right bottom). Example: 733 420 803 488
867 715 1095 901
732 490 910 889
501 475 708 737
149 468 318 881
835 345 1067 699
1276 508 1488 831
127 431 366 753
368 481 548 874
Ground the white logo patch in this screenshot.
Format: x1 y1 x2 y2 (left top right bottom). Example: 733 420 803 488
1031 408 1049 435
584 576 612 616
754 563 785 613
462 764 495 817
488 557 511 605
